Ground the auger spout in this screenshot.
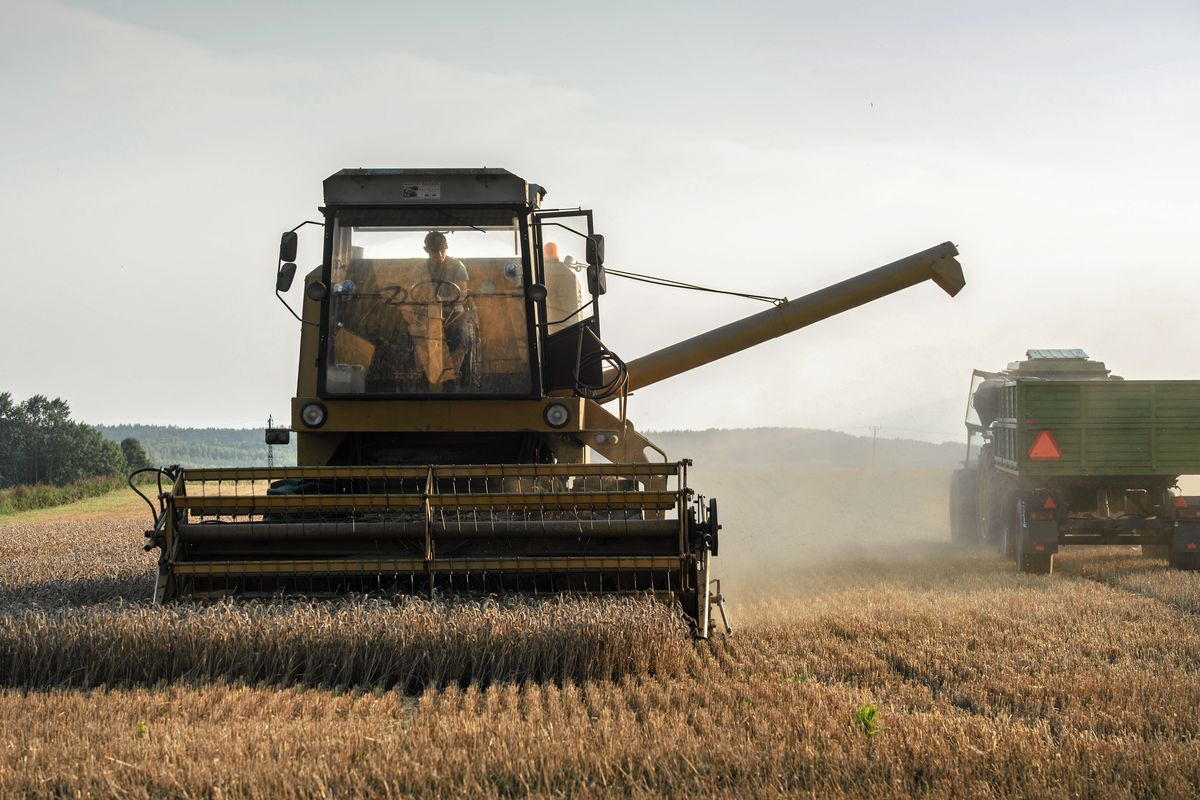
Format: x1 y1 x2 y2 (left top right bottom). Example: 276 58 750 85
608 241 963 395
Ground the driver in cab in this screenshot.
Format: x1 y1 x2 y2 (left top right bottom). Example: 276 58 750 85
406 230 478 389
349 230 479 392
422 230 469 299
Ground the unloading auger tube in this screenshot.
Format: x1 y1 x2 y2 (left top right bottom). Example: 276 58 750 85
604 242 964 394
139 168 965 640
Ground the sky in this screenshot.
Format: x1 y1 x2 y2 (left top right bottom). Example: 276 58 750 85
2 0 1198 442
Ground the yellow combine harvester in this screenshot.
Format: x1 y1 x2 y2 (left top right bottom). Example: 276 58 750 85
139 168 964 637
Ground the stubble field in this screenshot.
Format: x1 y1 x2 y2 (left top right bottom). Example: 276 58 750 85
2 467 1199 798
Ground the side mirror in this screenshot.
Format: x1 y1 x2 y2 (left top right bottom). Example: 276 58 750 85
276 262 297 292
586 234 605 267
279 231 298 263
265 428 291 445
587 264 607 296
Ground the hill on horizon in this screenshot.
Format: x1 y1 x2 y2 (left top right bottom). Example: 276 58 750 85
648 427 961 470
96 424 960 470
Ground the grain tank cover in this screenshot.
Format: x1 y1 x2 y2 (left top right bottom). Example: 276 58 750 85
1005 349 1112 379
323 168 544 208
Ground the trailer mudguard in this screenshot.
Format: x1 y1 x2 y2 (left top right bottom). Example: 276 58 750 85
1172 496 1200 570
1020 496 1060 555
1023 517 1059 555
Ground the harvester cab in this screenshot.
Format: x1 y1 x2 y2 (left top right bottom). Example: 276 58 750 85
274 168 630 468
140 168 966 638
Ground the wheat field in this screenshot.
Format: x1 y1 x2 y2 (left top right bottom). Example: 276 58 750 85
2 468 1199 798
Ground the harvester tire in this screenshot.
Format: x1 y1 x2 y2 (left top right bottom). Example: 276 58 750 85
949 469 979 545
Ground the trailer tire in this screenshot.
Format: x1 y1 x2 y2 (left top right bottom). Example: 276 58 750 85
1000 504 1018 561
984 468 1016 549
1169 552 1200 571
1015 499 1053 575
949 469 980 545
1019 553 1053 574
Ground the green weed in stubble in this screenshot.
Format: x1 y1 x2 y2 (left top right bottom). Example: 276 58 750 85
852 703 882 737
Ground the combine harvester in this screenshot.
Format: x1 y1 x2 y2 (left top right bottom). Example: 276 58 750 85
951 350 1200 573
139 168 965 636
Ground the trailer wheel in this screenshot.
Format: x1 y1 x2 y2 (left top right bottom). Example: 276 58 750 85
949 469 979 545
1169 552 1200 571
1015 499 1053 575
1000 505 1018 561
984 471 1017 549
1017 552 1053 575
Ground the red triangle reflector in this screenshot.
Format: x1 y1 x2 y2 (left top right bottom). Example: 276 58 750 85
1028 430 1062 461
1043 496 1056 510
1176 496 1189 509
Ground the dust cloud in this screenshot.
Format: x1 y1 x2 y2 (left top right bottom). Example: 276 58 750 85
680 432 1200 627
696 465 953 603
655 429 961 623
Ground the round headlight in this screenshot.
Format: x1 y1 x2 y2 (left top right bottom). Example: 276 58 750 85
543 402 570 428
300 402 327 428
305 281 328 301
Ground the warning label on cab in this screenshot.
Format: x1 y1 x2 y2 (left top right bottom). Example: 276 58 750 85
401 182 441 199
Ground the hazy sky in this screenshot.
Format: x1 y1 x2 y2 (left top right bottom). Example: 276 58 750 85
2 0 1197 442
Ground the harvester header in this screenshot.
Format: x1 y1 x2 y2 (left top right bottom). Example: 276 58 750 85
138 167 966 637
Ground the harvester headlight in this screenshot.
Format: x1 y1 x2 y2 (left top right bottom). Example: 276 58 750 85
543 402 570 428
300 402 327 428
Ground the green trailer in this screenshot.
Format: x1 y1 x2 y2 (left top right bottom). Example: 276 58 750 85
949 350 1200 573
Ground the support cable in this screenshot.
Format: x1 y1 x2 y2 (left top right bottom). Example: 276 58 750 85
604 268 785 305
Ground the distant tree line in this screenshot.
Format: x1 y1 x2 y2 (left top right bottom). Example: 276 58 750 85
0 393 150 489
96 424 296 469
